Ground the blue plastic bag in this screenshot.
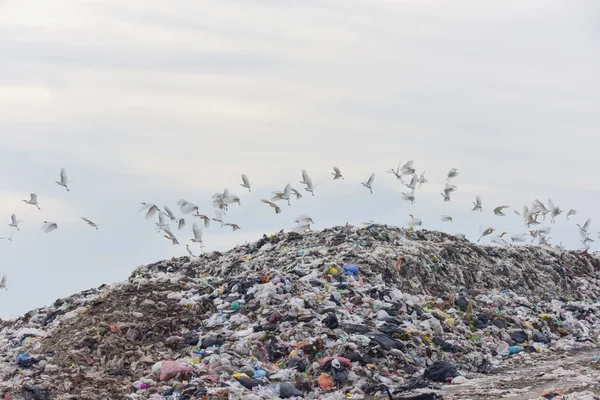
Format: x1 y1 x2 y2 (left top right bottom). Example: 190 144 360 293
342 264 359 277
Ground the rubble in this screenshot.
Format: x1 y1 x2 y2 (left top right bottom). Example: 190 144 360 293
1 224 600 399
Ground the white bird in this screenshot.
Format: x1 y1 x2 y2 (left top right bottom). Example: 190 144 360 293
23 194 41 210
0 274 6 290
191 222 204 247
566 209 577 220
223 223 241 231
580 230 595 247
443 183 457 194
417 171 428 188
241 174 252 192
441 215 453 223
55 168 72 191
361 173 375 194
331 166 344 180
405 174 418 192
163 206 177 221
493 205 510 216
577 218 591 237
260 199 281 214
271 184 292 205
292 223 311 233
290 188 303 200
472 196 482 212
154 212 171 231
401 193 415 204
225 195 241 207
192 213 211 228
400 161 415 176
294 215 314 224
447 168 459 181
9 214 22 230
300 170 310 185
177 199 199 214
510 234 527 243
407 214 422 228
534 199 550 220
177 218 186 230
81 217 99 230
477 227 495 243
305 176 315 196
387 162 402 179
41 221 58 233
0 233 15 241
141 203 160 220
490 232 508 245
548 199 562 223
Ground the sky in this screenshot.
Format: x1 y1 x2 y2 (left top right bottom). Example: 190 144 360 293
0 0 599 318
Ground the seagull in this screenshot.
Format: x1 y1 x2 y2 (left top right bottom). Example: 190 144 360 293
155 212 171 231
9 214 22 230
292 223 311 233
548 198 562 223
441 215 453 223
191 212 211 228
577 218 591 237
405 174 418 192
177 218 186 230
400 160 415 176
0 233 15 241
477 227 495 243
177 199 199 214
163 206 177 221
186 244 195 257
23 194 41 210
223 223 241 231
331 166 344 180
305 176 315 196
579 229 595 247
300 170 310 185
141 203 160 220
271 184 292 205
0 274 6 290
490 232 508 245
81 217 99 230
443 183 457 194
294 215 314 224
534 199 550 220
440 192 451 202
447 168 459 181
191 222 204 247
510 234 527 243
290 188 303 200
241 174 252 192
493 205 510 216
41 221 58 233
224 195 241 207
401 193 415 204
55 168 72 191
361 173 375 194
407 214 422 228
387 163 402 179
417 171 428 188
566 209 577 220
260 199 281 214
472 196 482 212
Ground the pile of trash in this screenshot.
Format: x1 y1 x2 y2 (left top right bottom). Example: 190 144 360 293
1 224 600 399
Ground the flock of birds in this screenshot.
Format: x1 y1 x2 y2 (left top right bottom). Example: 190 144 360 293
1 161 598 290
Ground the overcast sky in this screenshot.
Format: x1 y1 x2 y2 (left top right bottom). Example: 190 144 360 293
0 0 599 318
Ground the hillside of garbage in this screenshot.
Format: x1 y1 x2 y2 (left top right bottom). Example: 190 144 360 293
1 224 600 399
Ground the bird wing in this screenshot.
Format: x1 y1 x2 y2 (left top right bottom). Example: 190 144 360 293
192 222 203 240
44 223 57 233
241 174 250 185
81 217 93 224
223 188 230 198
0 274 5 287
409 175 418 187
283 184 291 197
583 218 591 231
301 169 309 182
60 168 67 184
476 196 481 206
145 206 159 219
163 206 175 219
548 198 555 210
178 219 186 230
11 214 17 224
306 176 314 190
30 194 37 202
181 202 198 214
260 198 272 205
367 173 375 185
158 212 165 225
274 205 281 214
333 166 341 174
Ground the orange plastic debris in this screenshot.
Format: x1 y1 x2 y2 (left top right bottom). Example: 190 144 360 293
109 324 120 333
318 373 335 391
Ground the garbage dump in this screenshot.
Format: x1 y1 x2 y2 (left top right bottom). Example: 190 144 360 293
1 224 600 399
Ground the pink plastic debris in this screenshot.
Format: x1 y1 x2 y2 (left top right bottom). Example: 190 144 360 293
159 360 192 381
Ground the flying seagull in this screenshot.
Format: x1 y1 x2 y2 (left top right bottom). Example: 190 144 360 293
300 170 310 185
510 234 527 244
0 274 6 290
477 227 495 243
400 161 415 176
192 212 211 228
294 215 314 224
223 223 241 231
292 223 311 233
191 222 204 247
490 232 508 245
331 166 344 180
140 203 160 219
290 188 303 200
240 174 252 192
441 215 453 223
493 206 510 216
407 214 422 228
23 194 41 210
9 214 22 230
387 162 402 179
548 198 562 223
260 199 281 214
447 168 459 181
401 193 415 204
0 233 15 242
163 206 177 221
566 209 577 220
472 196 482 212
81 217 99 230
41 221 58 233
361 173 375 194
55 168 72 191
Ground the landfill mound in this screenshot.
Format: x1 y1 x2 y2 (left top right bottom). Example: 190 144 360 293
2 225 600 400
